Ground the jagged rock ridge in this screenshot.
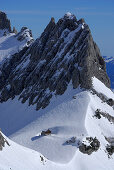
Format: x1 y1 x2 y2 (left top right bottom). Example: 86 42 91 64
0 131 10 150
0 11 11 31
0 12 110 110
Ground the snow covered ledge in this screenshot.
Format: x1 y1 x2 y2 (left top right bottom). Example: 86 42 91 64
92 77 114 100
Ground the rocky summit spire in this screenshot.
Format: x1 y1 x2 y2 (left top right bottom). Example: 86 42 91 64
64 12 77 20
12 26 17 34
0 13 110 110
0 11 11 32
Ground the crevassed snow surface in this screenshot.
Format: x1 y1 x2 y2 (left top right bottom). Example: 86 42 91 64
0 78 114 170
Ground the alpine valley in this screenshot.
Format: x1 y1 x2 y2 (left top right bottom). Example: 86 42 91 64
0 11 114 170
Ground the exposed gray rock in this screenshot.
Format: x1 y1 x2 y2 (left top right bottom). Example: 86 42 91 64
12 26 17 34
0 131 10 150
94 109 114 123
105 137 114 145
0 11 11 31
79 137 100 155
105 137 114 156
91 89 113 107
106 145 114 156
94 109 102 119
107 98 114 106
72 68 80 88
66 137 76 144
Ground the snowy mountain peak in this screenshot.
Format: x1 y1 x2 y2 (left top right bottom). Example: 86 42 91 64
62 12 77 24
64 12 75 19
66 12 72 16
0 12 114 170
15 27 33 46
0 13 110 110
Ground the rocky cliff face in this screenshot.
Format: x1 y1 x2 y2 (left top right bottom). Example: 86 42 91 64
0 11 11 32
0 12 110 110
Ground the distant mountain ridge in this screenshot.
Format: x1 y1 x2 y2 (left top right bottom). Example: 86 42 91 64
103 56 114 89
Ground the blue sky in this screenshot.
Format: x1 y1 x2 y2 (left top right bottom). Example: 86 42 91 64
1 0 114 56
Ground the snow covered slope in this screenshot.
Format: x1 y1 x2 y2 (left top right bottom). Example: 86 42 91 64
103 56 114 90
0 12 114 170
0 132 65 170
0 28 33 62
0 78 114 170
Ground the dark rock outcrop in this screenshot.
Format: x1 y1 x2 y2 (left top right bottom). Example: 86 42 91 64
0 131 10 150
66 137 76 144
106 145 114 156
105 137 114 156
0 13 110 110
107 98 114 106
79 137 100 155
0 11 11 31
41 129 51 136
91 89 114 107
94 109 101 119
12 26 17 34
94 109 114 123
